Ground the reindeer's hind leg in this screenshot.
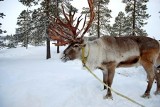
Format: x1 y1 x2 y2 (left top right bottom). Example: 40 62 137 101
141 59 155 98
155 66 160 95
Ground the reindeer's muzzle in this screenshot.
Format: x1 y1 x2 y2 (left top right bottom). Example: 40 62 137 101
61 54 70 62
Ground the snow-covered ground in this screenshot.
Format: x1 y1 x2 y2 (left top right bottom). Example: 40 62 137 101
0 45 160 107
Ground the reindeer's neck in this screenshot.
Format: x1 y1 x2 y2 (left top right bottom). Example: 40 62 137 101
81 39 104 70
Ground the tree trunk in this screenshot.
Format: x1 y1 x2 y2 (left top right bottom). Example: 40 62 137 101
56 0 60 53
119 23 122 36
25 33 28 49
97 1 100 38
57 41 60 53
25 9 29 49
132 0 136 36
45 0 51 59
46 37 51 59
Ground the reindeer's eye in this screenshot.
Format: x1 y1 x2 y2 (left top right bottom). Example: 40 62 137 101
73 44 79 48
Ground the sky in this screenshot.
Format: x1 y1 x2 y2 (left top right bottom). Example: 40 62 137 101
0 0 160 40
0 0 26 35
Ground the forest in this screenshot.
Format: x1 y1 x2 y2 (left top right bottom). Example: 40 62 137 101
0 0 156 57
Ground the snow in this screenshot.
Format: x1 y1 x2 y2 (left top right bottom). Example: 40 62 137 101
0 45 160 107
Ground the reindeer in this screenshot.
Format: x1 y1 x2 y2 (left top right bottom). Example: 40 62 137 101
48 0 160 99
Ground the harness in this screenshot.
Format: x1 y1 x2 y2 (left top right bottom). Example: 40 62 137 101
81 46 90 66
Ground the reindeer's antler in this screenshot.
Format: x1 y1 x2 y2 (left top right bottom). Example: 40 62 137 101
48 0 95 46
80 0 95 38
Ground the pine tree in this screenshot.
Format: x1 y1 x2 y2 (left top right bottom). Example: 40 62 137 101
18 0 76 58
0 0 7 34
18 0 51 58
0 36 6 49
16 9 32 48
0 13 6 34
111 12 127 36
122 0 150 36
82 0 111 38
18 0 39 7
5 34 18 48
123 16 132 36
0 0 7 49
29 9 46 46
39 0 76 54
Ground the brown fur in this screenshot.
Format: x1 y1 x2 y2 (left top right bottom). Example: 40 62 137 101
62 36 160 98
117 56 139 67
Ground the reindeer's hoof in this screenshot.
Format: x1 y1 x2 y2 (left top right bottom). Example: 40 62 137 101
103 95 113 100
154 90 160 95
141 93 151 99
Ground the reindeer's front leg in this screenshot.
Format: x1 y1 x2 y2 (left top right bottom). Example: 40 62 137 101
103 72 108 90
102 62 116 99
106 69 116 99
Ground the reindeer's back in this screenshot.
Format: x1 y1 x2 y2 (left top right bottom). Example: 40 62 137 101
100 36 159 52
100 36 140 52
100 36 160 65
128 36 160 51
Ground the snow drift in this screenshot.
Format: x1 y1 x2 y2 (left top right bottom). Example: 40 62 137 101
0 45 160 107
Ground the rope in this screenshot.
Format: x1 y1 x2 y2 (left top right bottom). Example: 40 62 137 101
81 47 145 107
84 65 145 107
81 47 90 66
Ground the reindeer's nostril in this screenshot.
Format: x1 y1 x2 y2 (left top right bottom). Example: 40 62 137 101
61 54 70 62
61 55 65 60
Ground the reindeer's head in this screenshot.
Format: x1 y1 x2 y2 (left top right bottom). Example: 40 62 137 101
48 0 94 62
62 40 86 62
